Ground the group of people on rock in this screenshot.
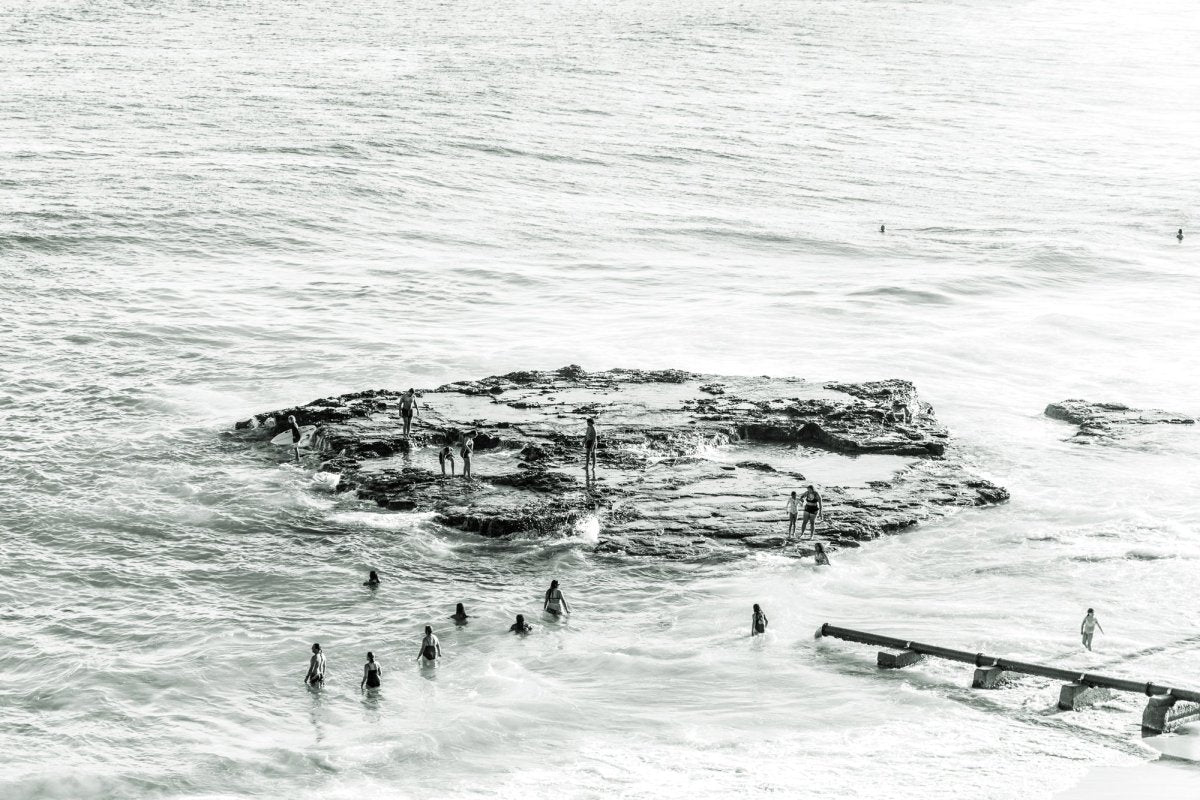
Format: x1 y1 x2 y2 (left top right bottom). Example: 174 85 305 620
304 579 573 688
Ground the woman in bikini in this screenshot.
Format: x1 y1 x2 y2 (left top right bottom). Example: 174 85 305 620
416 626 441 665
751 604 768 636
361 652 382 689
799 485 822 539
543 580 570 617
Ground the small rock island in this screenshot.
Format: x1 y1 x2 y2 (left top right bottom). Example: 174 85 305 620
235 367 1009 558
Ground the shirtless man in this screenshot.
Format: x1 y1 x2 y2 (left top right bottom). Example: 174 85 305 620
438 444 456 476
584 418 598 478
305 643 326 686
399 389 420 436
799 485 822 539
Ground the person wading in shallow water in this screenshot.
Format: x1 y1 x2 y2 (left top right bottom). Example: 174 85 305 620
363 570 381 587
509 614 533 634
417 626 441 665
813 543 831 566
786 491 800 540
751 604 768 636
361 652 382 689
305 643 326 686
450 603 469 624
543 580 570 617
438 444 456 476
1080 608 1104 651
399 389 420 437
799 485 822 539
584 418 598 479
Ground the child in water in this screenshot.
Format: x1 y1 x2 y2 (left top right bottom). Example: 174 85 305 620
751 604 768 636
813 543 830 566
509 614 533 634
1080 608 1104 651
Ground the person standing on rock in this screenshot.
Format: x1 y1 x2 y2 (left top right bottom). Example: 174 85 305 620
287 414 303 462
544 580 570 617
417 626 441 665
786 491 800 539
439 444 456 476
800 485 822 539
399 389 420 437
1080 608 1104 651
751 604 768 636
305 643 326 686
584 418 598 479
459 435 474 479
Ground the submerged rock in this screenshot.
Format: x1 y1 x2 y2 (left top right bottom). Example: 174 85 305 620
1045 400 1195 441
235 367 1008 558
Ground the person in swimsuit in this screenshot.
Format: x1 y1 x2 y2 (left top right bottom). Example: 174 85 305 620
584 418 598 478
439 445 456 476
361 652 382 689
509 614 533 634
786 491 800 539
543 580 570 617
459 436 474 479
363 570 381 587
399 389 420 437
417 626 441 665
1080 608 1104 651
305 643 326 686
287 414 303 462
450 603 470 624
751 604 768 636
1178 228 1185 241
800 485 822 539
813 542 830 566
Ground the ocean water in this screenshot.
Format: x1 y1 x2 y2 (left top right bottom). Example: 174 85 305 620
2 0 1200 797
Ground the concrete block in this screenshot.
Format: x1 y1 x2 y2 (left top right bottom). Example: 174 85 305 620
1142 695 1200 734
877 649 924 669
972 666 1007 689
1058 682 1113 710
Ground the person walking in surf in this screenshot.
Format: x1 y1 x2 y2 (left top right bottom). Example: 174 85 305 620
1080 608 1104 651
584 418 598 479
416 626 441 665
305 643 326 686
786 491 800 539
399 389 420 437
361 652 382 689
543 580 570 617
751 604 768 636
799 485 822 539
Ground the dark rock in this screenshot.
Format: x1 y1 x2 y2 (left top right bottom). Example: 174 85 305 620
1045 400 1195 441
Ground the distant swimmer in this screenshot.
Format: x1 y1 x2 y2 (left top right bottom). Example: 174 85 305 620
439 445 456 476
417 626 441 665
800 485 822 539
361 651 382 689
584 418 598 478
451 603 470 624
814 542 831 566
543 579 570 617
364 570 381 587
751 603 768 636
459 435 474 479
880 224 886 233
287 414 303 462
305 643 326 686
399 388 420 437
1179 228 1185 241
1080 608 1104 651
786 491 800 539
509 614 533 634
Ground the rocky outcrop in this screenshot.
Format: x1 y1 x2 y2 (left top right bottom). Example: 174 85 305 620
1045 400 1195 441
233 367 1008 559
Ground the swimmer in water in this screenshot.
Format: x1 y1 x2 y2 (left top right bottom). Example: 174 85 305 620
363 570 381 587
287 414 303 462
1080 608 1104 651
459 435 474 479
509 614 533 634
417 626 441 665
786 490 800 540
880 224 885 233
450 603 469 624
399 388 420 437
800 485 822 539
1178 228 1185 241
751 603 768 636
543 579 570 617
814 542 830 566
361 651 382 689
439 444 456 476
305 643 325 686
584 418 598 479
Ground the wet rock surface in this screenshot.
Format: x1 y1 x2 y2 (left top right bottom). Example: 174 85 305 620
1045 400 1195 441
234 367 1008 559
